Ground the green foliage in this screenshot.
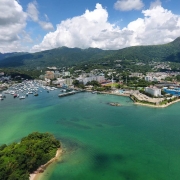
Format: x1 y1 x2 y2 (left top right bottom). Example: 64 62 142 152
165 76 173 81
0 132 60 180
93 85 111 91
72 80 85 89
161 90 167 96
86 80 101 87
176 75 180 81
2 68 42 79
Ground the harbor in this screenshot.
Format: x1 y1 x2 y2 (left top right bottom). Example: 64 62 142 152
0 80 77 101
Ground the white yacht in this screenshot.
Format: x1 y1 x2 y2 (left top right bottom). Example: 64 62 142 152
19 96 25 99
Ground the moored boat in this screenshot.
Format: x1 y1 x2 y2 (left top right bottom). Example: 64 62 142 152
19 96 25 100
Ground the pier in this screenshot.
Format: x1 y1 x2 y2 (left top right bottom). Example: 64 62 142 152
58 91 77 97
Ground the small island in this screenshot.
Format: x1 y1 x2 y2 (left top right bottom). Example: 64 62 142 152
108 102 121 106
0 132 61 180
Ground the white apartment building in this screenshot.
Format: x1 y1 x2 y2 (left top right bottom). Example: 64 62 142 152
63 71 70 76
145 87 161 97
77 75 105 85
145 76 153 81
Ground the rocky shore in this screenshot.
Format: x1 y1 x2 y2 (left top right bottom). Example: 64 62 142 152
29 148 62 180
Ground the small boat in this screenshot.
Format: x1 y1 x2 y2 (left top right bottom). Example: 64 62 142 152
14 94 17 98
34 93 38 96
0 94 3 100
2 95 6 98
19 96 25 99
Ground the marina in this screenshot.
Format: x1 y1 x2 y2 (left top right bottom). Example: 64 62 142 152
0 80 76 101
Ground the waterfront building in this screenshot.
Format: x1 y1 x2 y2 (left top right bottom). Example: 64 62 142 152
77 74 105 85
52 78 65 86
145 87 161 97
65 78 73 86
40 78 51 86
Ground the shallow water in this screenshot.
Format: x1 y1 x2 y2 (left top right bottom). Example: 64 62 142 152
1 90 180 180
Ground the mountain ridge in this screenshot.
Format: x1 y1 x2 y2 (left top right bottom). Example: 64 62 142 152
0 37 180 69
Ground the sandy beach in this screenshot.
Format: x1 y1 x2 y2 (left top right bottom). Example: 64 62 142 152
29 148 62 180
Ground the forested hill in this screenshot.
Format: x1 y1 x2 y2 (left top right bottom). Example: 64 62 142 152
0 37 180 69
112 37 180 63
0 132 61 180
0 47 113 68
0 52 18 61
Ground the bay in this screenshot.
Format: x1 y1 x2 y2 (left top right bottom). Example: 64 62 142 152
1 90 180 180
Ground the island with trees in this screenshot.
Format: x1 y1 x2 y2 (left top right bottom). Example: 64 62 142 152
0 132 61 180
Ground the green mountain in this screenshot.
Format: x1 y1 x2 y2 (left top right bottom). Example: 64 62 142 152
112 37 180 62
0 52 18 61
0 37 180 69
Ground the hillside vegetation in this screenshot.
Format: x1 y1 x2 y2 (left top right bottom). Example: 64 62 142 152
0 132 61 180
0 37 180 69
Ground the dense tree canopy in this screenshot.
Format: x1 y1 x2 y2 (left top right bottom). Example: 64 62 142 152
0 132 61 180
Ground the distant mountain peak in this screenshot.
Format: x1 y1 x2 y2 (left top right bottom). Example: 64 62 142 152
172 36 180 46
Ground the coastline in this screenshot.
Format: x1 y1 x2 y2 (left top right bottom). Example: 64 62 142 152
134 98 180 108
92 90 180 108
29 148 62 180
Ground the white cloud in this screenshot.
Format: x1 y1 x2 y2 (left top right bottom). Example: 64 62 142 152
32 3 180 52
27 1 54 31
0 0 28 53
114 0 144 11
38 21 54 31
27 1 39 22
150 0 161 9
125 5 180 45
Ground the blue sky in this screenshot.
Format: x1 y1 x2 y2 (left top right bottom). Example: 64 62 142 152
0 0 180 53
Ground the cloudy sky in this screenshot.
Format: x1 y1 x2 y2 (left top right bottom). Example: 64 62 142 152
0 0 180 53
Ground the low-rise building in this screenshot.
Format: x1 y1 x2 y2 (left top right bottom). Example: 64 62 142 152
52 78 65 86
45 71 54 80
65 78 73 86
130 73 143 77
145 76 153 81
77 74 105 85
0 72 4 76
63 71 70 77
145 87 161 97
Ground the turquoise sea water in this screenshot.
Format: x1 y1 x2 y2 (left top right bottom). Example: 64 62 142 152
1 90 180 180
